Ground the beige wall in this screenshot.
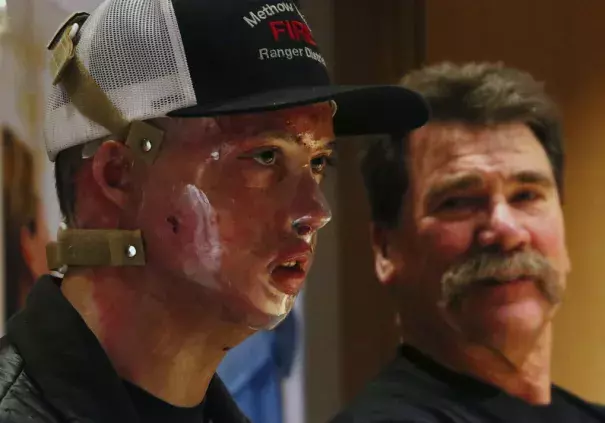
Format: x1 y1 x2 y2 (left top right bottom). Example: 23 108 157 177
424 0 605 402
332 0 425 404
0 3 7 336
299 1 343 422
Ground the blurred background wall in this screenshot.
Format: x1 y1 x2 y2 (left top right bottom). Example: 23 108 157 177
2 1 605 423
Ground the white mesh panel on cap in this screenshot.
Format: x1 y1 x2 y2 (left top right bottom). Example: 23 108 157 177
44 0 196 161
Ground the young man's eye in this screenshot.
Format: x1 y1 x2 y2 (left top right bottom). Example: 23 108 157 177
250 148 279 166
310 155 332 174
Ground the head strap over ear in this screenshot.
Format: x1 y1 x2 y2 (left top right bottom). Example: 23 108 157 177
45 13 169 271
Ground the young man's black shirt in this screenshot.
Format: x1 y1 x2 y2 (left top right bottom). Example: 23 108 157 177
0 275 250 423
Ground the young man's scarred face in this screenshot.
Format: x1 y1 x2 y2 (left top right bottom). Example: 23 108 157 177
129 103 334 329
377 122 570 354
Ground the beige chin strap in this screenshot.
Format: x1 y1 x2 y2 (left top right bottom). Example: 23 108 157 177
46 12 165 271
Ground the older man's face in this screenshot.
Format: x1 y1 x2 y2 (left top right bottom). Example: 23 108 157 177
134 103 335 329
394 122 569 352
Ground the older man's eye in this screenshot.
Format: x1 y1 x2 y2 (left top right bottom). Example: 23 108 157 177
511 189 543 203
441 197 478 209
434 196 486 214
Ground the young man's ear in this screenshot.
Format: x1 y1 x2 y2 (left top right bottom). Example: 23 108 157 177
370 223 402 285
91 140 134 209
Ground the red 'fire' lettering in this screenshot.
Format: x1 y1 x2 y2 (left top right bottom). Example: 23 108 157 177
269 21 286 41
284 20 295 39
291 21 316 46
268 20 317 46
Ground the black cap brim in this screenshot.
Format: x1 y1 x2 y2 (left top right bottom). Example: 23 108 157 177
169 84 429 136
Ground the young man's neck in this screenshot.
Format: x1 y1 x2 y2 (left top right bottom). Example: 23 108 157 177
404 322 553 405
61 268 253 407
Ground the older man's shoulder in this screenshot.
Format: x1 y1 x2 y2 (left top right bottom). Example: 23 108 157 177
328 348 461 423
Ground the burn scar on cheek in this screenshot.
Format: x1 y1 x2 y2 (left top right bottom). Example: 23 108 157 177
178 184 223 289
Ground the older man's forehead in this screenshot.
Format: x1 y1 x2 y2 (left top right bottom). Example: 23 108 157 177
410 122 550 174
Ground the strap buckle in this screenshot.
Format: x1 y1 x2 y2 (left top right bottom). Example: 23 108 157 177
48 12 89 85
46 227 146 271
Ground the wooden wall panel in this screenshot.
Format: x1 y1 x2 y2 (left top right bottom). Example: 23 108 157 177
332 0 425 404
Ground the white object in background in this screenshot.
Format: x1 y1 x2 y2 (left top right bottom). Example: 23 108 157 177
41 0 101 13
0 118 4 337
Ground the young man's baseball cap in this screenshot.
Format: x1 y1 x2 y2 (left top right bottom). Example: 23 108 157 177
44 0 430 161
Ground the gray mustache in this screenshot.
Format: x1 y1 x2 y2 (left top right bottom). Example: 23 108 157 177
441 250 562 307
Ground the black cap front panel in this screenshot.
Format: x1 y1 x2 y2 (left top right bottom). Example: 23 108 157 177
171 0 331 110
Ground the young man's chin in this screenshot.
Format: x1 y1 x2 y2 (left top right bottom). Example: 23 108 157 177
215 288 296 330
246 294 296 330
